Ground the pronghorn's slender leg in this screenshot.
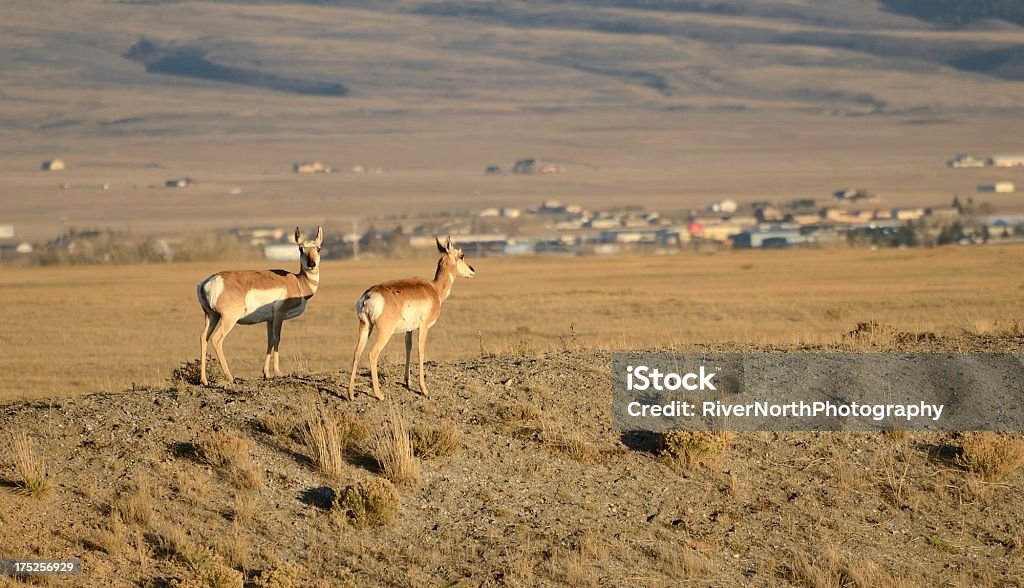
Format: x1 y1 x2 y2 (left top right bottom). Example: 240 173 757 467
404 331 414 388
348 320 371 400
367 323 397 400
200 312 215 386
417 326 430 396
209 314 240 385
263 320 275 379
272 314 284 377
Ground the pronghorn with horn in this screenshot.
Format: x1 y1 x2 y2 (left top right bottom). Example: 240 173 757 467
347 235 475 399
196 226 323 386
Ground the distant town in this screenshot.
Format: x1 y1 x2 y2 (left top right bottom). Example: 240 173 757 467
3 153 1023 265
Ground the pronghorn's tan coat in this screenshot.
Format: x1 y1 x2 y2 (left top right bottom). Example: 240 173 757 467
348 236 475 399
197 227 323 386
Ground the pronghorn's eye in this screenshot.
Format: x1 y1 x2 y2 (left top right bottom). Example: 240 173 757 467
317 247 322 253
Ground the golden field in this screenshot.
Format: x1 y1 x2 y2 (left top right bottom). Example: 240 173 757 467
2 244 1022 400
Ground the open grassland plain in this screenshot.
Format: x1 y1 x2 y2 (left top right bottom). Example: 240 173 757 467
2 246 1024 400
1 337 1023 586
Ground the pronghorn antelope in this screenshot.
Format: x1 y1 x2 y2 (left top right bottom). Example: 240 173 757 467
196 227 323 386
347 235 475 400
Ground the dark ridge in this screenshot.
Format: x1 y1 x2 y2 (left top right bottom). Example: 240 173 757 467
879 0 1024 27
123 38 348 97
948 46 1024 80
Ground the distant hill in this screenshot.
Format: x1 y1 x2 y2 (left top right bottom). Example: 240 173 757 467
881 0 1024 26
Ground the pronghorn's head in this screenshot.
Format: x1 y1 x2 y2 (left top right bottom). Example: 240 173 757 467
295 226 324 272
436 235 475 278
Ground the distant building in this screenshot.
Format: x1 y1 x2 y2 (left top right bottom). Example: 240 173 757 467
890 208 925 221
707 199 738 213
265 244 300 261
165 178 193 188
947 154 986 168
978 182 1015 193
501 207 522 218
833 188 877 202
293 161 330 174
733 226 813 249
512 158 565 174
41 159 65 171
988 155 1024 168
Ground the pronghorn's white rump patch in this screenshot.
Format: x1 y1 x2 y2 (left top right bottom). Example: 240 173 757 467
199 274 226 311
356 290 385 323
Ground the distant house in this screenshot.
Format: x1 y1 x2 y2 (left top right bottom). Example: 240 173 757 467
293 161 330 174
512 158 565 174
978 182 1015 193
988 155 1024 168
733 226 813 249
41 159 65 171
890 208 925 221
946 154 986 168
165 178 193 188
264 244 300 261
833 188 877 202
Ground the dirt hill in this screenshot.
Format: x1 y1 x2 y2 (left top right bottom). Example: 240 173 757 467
3 330 1024 586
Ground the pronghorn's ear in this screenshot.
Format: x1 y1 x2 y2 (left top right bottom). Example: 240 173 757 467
436 236 446 254
314 226 324 246
445 235 454 251
294 227 303 244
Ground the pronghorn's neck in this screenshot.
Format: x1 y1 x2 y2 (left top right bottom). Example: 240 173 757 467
298 266 321 297
430 257 457 304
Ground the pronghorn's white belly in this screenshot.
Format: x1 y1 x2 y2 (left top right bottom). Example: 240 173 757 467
392 299 434 333
235 287 295 325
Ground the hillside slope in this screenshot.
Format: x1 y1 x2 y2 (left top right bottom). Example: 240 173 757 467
2 335 1023 586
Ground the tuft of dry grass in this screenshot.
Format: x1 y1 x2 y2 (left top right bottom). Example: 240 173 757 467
85 512 128 555
214 522 250 570
255 410 301 439
231 489 260 525
171 357 223 386
193 560 244 588
541 422 597 462
659 430 733 470
778 549 913 588
334 477 400 529
956 432 1024 482
371 404 420 488
410 421 462 459
197 431 251 470
197 430 263 491
9 432 53 499
300 405 365 481
114 479 155 526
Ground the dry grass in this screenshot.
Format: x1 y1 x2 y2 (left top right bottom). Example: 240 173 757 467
956 432 1024 482
541 422 597 462
197 431 251 470
214 523 250 570
113 480 155 526
8 432 53 499
371 404 420 488
660 431 733 470
192 561 244 588
778 549 913 588
300 405 365 481
334 478 400 529
410 421 462 459
84 512 128 555
4 247 1024 400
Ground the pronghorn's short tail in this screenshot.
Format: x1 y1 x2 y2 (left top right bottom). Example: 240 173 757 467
355 288 385 324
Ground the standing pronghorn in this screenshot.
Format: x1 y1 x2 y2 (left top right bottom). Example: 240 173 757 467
348 235 475 400
196 227 323 386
